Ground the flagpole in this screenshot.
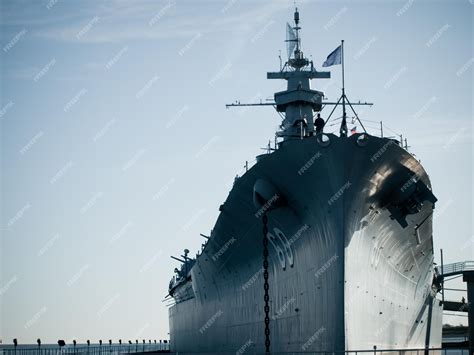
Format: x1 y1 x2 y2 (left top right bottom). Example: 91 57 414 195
341 39 345 92
340 39 347 137
321 41 372 135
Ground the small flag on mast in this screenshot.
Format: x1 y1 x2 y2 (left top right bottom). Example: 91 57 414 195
322 45 342 67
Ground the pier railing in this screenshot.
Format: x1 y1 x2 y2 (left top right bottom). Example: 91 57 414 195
155 350 467 355
267 350 469 355
0 343 169 355
437 261 474 278
6 347 466 355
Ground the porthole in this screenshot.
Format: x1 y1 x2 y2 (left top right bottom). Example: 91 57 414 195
356 133 369 147
316 134 330 147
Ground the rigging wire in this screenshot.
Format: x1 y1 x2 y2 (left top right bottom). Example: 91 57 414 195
383 123 401 136
359 118 381 124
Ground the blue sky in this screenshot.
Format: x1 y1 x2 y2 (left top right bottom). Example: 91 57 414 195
1 0 473 344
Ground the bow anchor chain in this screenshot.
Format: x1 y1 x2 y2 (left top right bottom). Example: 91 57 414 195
263 213 271 353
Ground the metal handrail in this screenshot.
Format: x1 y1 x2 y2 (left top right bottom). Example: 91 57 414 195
437 260 474 278
267 350 469 355
0 343 469 355
268 350 468 354
0 343 170 355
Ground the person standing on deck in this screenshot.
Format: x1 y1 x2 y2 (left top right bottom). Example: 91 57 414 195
315 113 325 134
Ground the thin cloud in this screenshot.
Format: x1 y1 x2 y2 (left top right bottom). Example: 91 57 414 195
30 1 290 44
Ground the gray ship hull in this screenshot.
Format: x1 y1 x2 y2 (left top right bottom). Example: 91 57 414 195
169 134 442 354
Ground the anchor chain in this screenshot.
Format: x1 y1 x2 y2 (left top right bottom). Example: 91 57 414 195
262 213 270 353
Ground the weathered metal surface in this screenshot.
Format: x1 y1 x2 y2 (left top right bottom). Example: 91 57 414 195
168 134 442 353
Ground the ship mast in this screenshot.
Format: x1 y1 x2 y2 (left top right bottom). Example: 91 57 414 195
268 7 331 140
226 8 372 141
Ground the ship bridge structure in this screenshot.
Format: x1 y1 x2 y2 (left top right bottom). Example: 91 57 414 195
266 7 330 139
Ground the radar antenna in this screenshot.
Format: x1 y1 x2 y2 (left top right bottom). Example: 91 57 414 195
285 23 297 59
284 7 308 70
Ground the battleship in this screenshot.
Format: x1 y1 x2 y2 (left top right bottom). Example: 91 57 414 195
167 8 443 354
